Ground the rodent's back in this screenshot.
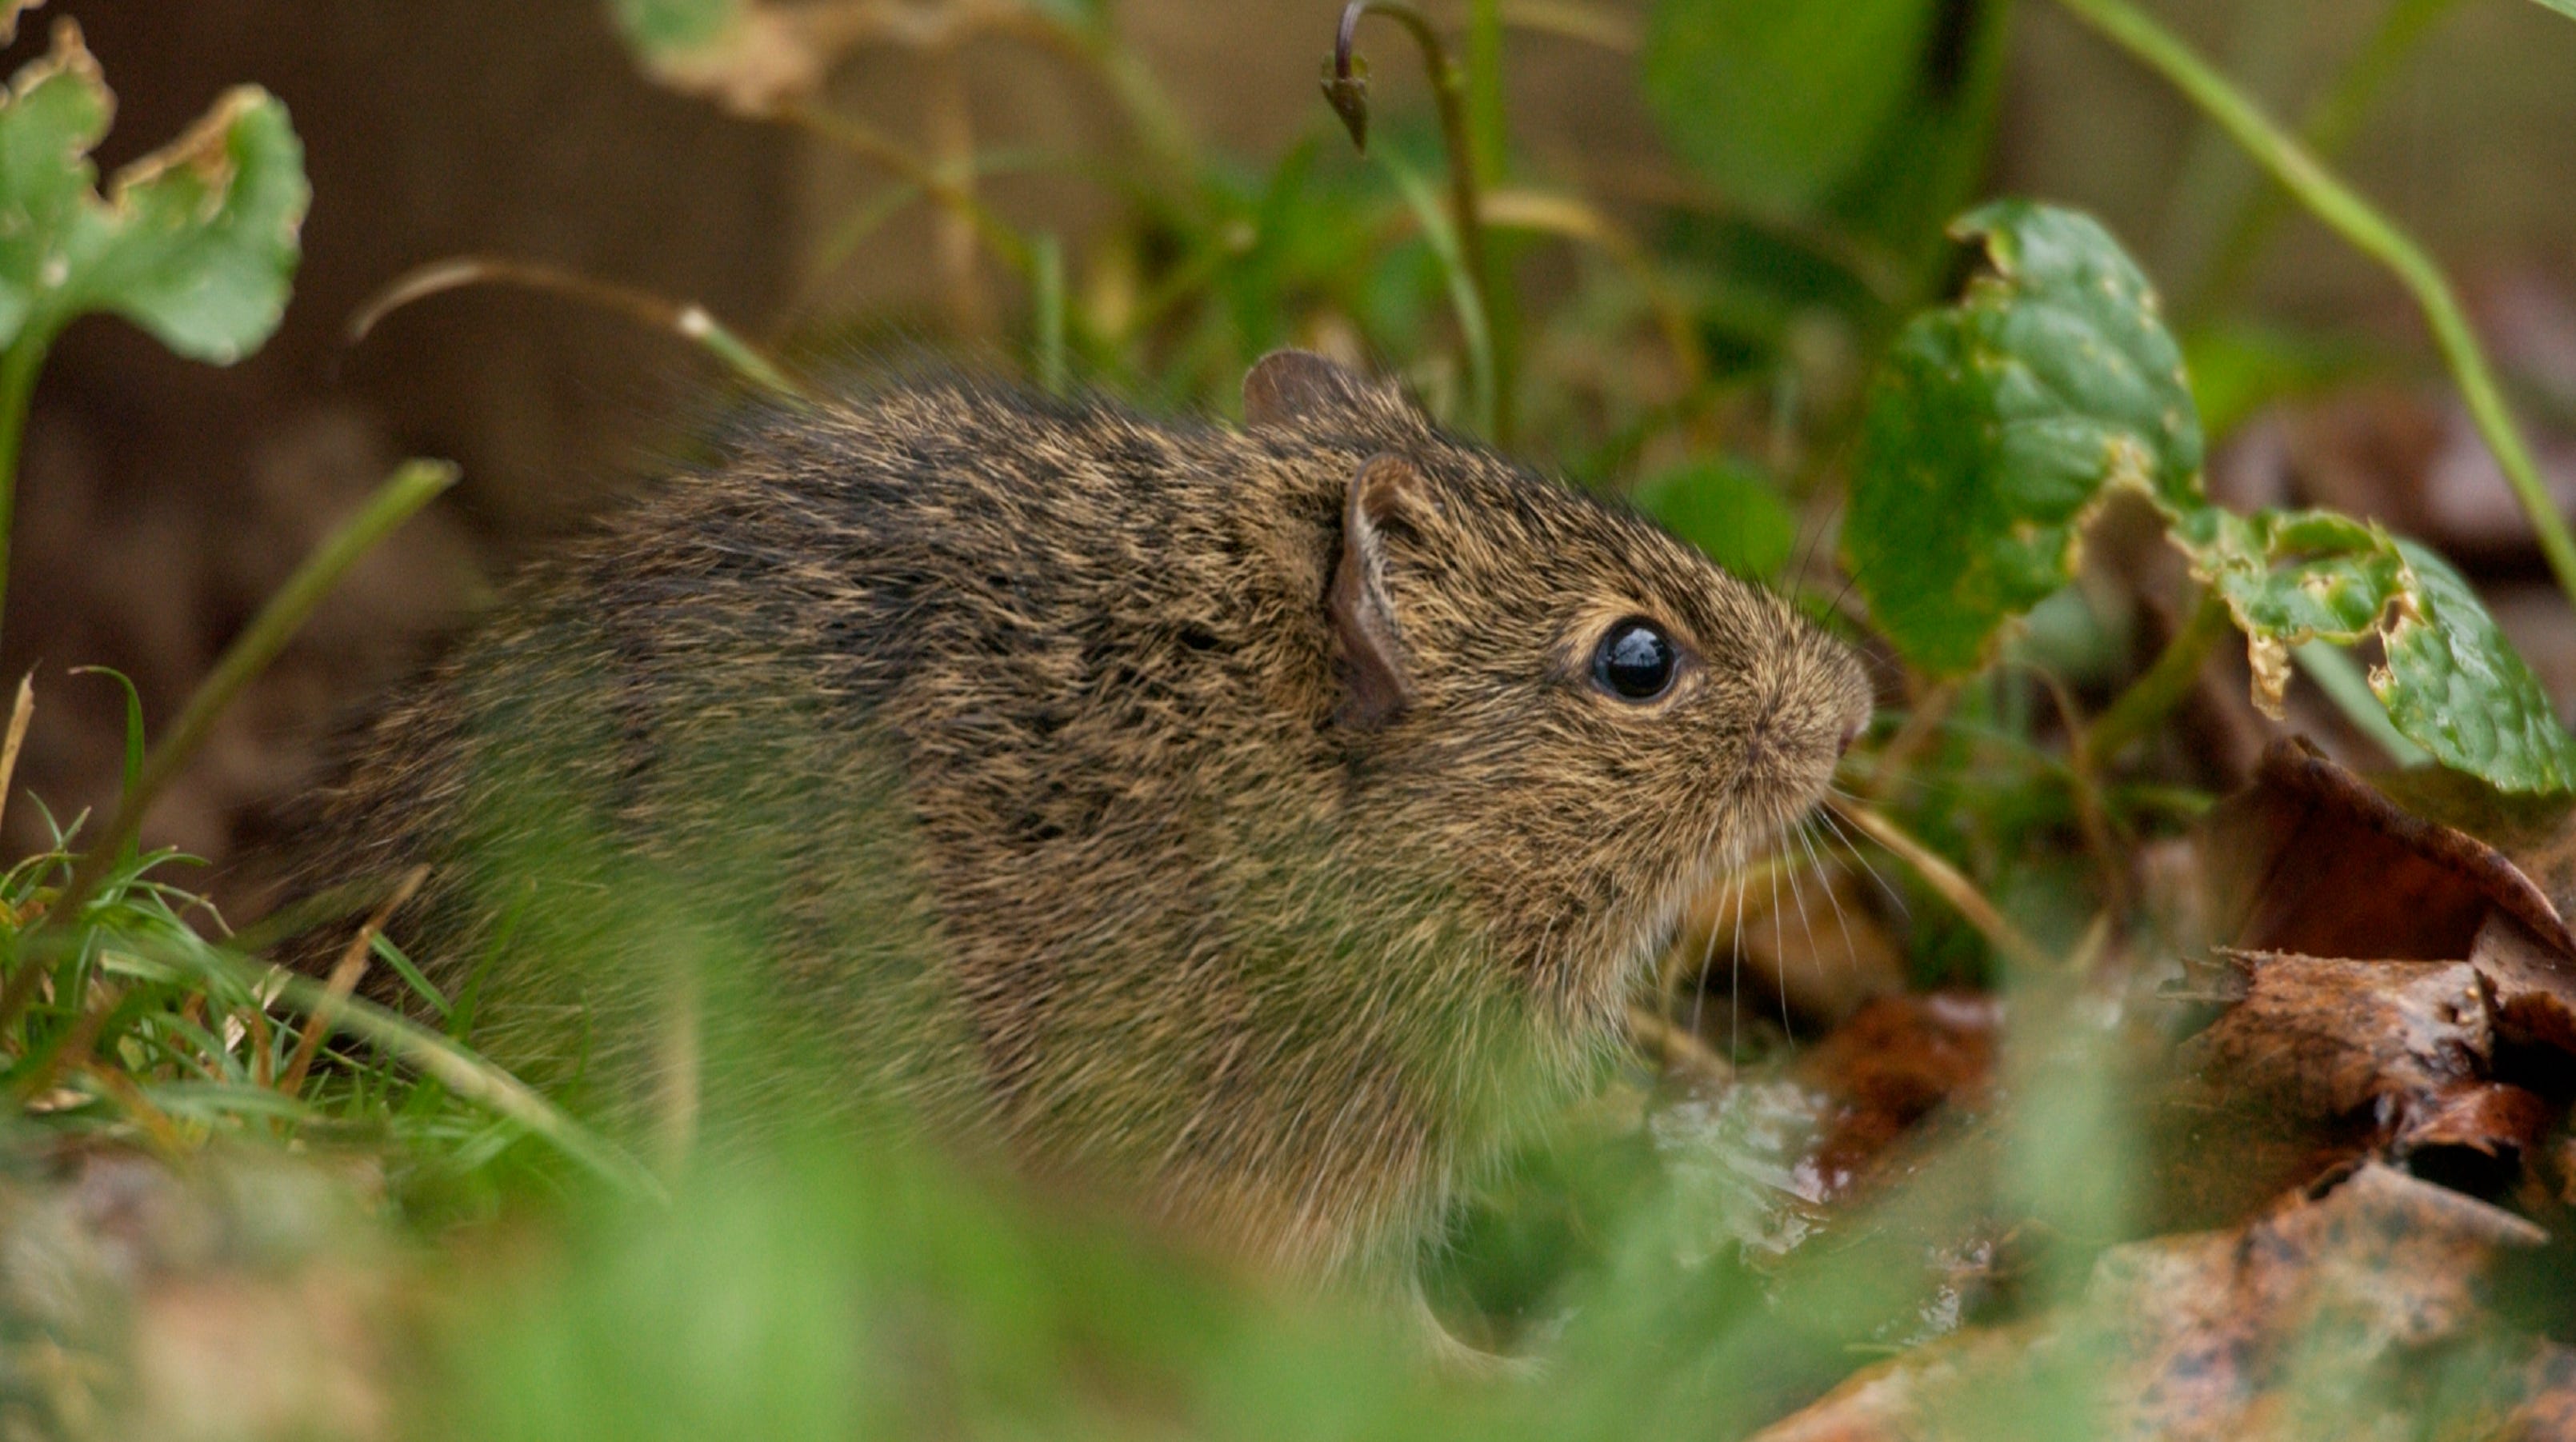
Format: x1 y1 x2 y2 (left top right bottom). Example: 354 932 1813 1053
295 357 1874 1284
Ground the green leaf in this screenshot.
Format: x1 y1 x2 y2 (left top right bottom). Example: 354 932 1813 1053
66 661 145 805
2375 541 2576 793
2527 0 2576 22
608 0 742 59
2178 507 2408 649
0 22 307 363
1642 0 1936 213
1843 201 2203 673
2173 509 2576 792
1632 457 1798 580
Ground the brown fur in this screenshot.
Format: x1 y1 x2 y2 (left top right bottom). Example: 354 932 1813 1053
286 354 1871 1292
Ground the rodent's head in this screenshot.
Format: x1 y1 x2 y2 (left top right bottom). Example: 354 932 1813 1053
1246 353 1874 1031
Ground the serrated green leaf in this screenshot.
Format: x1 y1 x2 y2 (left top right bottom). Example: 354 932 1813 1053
2375 541 2576 793
1632 457 1798 580
2178 507 2409 647
1843 201 2204 673
1642 0 1935 213
0 22 306 363
2173 509 2576 792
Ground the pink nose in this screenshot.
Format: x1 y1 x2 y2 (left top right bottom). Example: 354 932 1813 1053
1837 717 1867 757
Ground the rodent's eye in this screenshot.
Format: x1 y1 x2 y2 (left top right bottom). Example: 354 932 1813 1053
1590 617 1678 702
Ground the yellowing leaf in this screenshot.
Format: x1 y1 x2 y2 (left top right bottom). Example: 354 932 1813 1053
0 21 306 364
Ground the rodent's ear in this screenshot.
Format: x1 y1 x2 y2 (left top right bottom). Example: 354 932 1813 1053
1243 350 1376 429
1328 453 1426 730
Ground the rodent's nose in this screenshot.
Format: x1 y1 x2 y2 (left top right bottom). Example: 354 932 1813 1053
1837 717 1867 757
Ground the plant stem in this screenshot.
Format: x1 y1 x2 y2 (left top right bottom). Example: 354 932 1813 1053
48 461 458 930
1328 1 1510 441
277 865 427 1099
355 259 805 399
0 460 456 1067
1464 0 1524 441
1032 233 1069 395
1385 154 1496 429
190 939 663 1200
0 334 51 655
2086 588 2231 761
2293 637 2429 765
776 102 1037 278
2188 0 2464 317
2054 0 2576 614
1466 0 1507 185
1827 796 2054 973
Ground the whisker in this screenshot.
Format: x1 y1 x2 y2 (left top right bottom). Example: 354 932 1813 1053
1729 861 1748 1063
1798 817 1861 981
1815 803 1910 921
1687 874 1722 1042
1778 829 1819 1005
1767 845 1794 1051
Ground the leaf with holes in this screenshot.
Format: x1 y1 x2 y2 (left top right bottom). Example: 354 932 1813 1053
0 22 306 364
2166 510 2576 792
1843 201 2203 673
2375 541 2576 793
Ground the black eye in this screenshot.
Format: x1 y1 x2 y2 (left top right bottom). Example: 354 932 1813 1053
1591 618 1678 701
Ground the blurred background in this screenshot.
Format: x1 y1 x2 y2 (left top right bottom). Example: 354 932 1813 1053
12 0 2576 903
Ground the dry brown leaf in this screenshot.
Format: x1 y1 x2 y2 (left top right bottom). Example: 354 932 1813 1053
2179 953 2490 1122
1791 992 2001 1201
1753 1163 2547 1442
2205 738 2576 962
2470 912 2576 1056
2394 1081 2553 1164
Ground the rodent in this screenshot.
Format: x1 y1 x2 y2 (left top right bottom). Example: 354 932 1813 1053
287 351 1872 1299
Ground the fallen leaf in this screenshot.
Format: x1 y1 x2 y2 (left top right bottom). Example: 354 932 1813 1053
2178 953 2489 1122
2393 1081 2552 1169
2203 737 2576 961
1794 992 2002 1202
1752 1163 2549 1442
2466 913 2576 1056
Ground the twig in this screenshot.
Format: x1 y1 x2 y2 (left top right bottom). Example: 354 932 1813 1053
926 50 994 338
276 865 427 1098
0 672 34 838
1827 796 2054 973
2020 662 2129 915
10 977 116 1104
189 941 662 1201
777 103 1037 279
1496 0 1637 50
75 1061 186 1155
2054 0 2576 613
